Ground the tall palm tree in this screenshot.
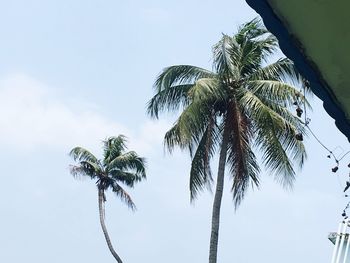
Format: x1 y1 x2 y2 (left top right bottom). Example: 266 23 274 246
147 18 309 263
69 135 146 263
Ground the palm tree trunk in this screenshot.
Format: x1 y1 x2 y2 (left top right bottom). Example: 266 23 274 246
209 125 230 263
98 189 123 263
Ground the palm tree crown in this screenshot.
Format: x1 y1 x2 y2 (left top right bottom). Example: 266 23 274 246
147 17 309 263
148 17 308 204
70 135 146 208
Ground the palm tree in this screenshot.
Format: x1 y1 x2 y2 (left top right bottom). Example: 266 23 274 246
147 18 309 263
69 135 146 263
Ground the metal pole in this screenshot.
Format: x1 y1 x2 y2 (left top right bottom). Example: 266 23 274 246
343 220 350 263
336 221 348 263
332 223 344 263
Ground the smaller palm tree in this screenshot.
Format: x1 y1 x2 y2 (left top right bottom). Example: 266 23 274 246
69 135 146 263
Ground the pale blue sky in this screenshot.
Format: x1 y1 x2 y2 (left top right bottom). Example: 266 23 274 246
0 1 348 262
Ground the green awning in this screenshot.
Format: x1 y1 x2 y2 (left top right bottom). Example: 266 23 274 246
246 0 350 140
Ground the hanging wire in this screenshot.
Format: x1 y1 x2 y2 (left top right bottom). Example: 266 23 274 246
297 80 350 208
339 150 350 162
300 81 350 218
302 83 308 124
301 82 340 164
333 146 345 157
342 200 350 219
306 125 332 153
336 174 345 191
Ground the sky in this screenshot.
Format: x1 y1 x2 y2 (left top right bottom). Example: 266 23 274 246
0 0 349 262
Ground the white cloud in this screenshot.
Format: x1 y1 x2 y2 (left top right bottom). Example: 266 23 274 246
129 119 171 155
0 74 170 154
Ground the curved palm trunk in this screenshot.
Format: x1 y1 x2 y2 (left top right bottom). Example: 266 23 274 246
209 125 230 263
98 189 123 263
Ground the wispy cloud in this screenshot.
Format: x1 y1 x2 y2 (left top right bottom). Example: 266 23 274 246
0 74 170 154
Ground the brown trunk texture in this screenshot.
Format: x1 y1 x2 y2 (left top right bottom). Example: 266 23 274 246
98 189 123 263
209 124 230 263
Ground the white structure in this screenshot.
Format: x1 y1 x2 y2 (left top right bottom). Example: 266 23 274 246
329 220 350 263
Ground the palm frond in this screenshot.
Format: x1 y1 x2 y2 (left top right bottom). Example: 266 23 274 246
246 80 311 108
154 65 215 92
239 40 264 76
189 115 220 201
238 89 292 130
301 77 314 97
277 124 307 168
247 58 300 83
255 34 278 60
255 125 296 188
212 34 240 78
108 151 146 179
188 78 226 104
147 84 193 118
164 100 212 152
69 147 98 163
235 17 269 43
103 135 128 163
111 182 136 211
238 36 278 77
69 160 101 179
240 88 307 178
235 17 278 71
258 99 305 131
109 170 143 187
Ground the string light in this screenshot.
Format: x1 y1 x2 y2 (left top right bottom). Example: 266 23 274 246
296 79 350 219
